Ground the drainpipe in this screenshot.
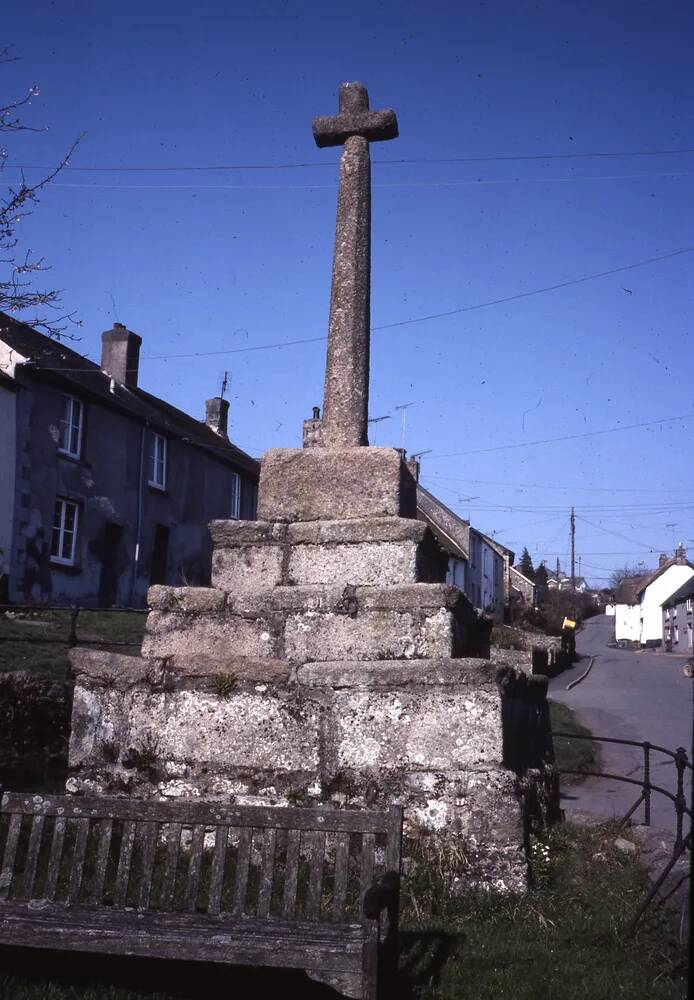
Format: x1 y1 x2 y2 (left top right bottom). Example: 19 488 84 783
130 421 147 606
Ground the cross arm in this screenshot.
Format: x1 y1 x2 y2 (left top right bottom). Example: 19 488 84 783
312 108 398 148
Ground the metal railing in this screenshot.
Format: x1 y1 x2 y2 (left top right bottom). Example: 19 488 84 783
553 730 691 926
0 603 147 648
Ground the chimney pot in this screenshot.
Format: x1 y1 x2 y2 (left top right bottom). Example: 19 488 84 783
312 406 320 420
205 397 229 438
101 324 142 387
659 552 668 567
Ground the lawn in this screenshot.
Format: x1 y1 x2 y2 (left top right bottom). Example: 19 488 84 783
0 608 146 676
0 822 686 1000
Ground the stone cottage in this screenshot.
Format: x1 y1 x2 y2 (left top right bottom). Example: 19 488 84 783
0 315 258 607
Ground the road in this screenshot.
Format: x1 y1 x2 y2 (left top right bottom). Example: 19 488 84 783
549 615 693 835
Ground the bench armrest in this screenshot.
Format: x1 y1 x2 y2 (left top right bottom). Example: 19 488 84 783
362 870 400 920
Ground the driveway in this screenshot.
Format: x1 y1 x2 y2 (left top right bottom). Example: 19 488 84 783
549 615 693 835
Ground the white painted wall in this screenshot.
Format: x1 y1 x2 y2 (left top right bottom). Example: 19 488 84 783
642 566 694 643
615 603 640 642
0 385 16 585
446 556 467 591
605 604 616 616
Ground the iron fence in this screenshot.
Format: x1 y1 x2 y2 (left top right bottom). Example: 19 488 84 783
553 729 691 927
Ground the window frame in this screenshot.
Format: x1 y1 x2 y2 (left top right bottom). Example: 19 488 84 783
50 497 80 566
230 470 241 520
148 432 167 491
58 394 84 460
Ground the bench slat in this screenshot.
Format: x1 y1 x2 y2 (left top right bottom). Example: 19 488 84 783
138 822 158 910
231 827 251 917
44 817 67 902
89 819 113 905
114 820 136 907
18 815 44 901
360 832 375 904
67 819 90 905
1 793 391 834
281 828 300 921
0 813 21 901
185 824 205 913
332 832 350 921
257 827 276 919
306 830 325 921
386 805 403 872
159 823 181 911
207 826 227 917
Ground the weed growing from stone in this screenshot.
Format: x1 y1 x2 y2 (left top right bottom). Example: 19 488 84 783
212 672 237 700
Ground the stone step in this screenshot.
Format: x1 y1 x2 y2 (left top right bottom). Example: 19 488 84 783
209 516 446 591
143 583 474 663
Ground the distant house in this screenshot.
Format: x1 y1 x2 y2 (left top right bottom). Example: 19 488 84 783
546 565 588 593
510 565 536 605
415 483 512 620
0 315 259 607
662 578 694 654
615 548 694 647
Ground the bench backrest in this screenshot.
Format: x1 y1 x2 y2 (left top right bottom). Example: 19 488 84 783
0 792 401 923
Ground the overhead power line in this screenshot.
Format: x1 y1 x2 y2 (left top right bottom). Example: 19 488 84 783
429 412 694 460
49 169 694 190
9 146 694 172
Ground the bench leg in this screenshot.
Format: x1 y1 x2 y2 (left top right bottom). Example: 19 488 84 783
362 920 379 1000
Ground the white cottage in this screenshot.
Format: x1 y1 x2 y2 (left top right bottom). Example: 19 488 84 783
615 548 694 647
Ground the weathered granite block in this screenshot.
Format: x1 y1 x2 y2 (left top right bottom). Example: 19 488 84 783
147 585 226 613
284 606 454 661
323 687 502 772
211 543 284 593
257 447 416 522
287 540 419 586
295 658 496 687
142 611 279 659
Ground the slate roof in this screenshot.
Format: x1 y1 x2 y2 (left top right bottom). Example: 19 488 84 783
415 484 469 561
661 576 694 609
0 314 259 474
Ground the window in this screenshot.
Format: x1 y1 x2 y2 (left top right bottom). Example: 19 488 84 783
230 471 241 519
148 432 167 489
51 498 79 565
687 598 692 612
58 395 84 458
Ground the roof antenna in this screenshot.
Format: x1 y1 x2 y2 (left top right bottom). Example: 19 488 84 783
367 414 391 445
220 370 229 400
394 402 415 451
106 291 121 324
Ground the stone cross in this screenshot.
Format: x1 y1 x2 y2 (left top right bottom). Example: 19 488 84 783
313 83 398 448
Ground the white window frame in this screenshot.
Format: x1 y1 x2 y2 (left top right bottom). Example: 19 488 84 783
51 498 79 566
148 432 167 490
58 394 84 459
230 471 241 519
687 598 692 612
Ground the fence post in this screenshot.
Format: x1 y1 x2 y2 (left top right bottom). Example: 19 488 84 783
642 742 651 826
673 746 688 846
532 647 549 676
68 604 79 647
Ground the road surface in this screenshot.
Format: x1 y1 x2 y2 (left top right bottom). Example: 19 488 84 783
549 615 693 835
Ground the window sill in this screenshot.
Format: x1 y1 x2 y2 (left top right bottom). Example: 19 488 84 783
147 483 168 495
57 450 89 466
50 560 82 575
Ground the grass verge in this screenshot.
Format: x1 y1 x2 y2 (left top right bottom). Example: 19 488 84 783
550 698 601 780
0 609 146 676
0 822 686 1000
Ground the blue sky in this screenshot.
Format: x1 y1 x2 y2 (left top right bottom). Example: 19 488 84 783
5 0 693 585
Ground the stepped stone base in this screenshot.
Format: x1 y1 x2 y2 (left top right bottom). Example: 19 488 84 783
68 648 530 892
64 447 555 892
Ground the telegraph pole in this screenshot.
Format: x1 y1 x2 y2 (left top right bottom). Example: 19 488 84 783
570 506 576 590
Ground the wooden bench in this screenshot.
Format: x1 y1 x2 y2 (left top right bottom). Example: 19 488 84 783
0 790 402 999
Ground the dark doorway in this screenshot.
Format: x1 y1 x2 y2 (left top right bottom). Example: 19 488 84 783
150 524 170 585
97 521 124 608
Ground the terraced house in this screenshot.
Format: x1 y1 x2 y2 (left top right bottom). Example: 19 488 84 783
0 315 258 607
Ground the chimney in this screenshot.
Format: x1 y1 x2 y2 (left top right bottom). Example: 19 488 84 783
101 323 142 387
406 456 420 482
303 405 323 449
659 552 669 568
675 542 686 564
205 396 229 438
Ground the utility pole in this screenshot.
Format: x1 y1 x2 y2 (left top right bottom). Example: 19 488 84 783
570 506 576 591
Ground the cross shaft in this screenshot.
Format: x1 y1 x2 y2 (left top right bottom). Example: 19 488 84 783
312 83 398 449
